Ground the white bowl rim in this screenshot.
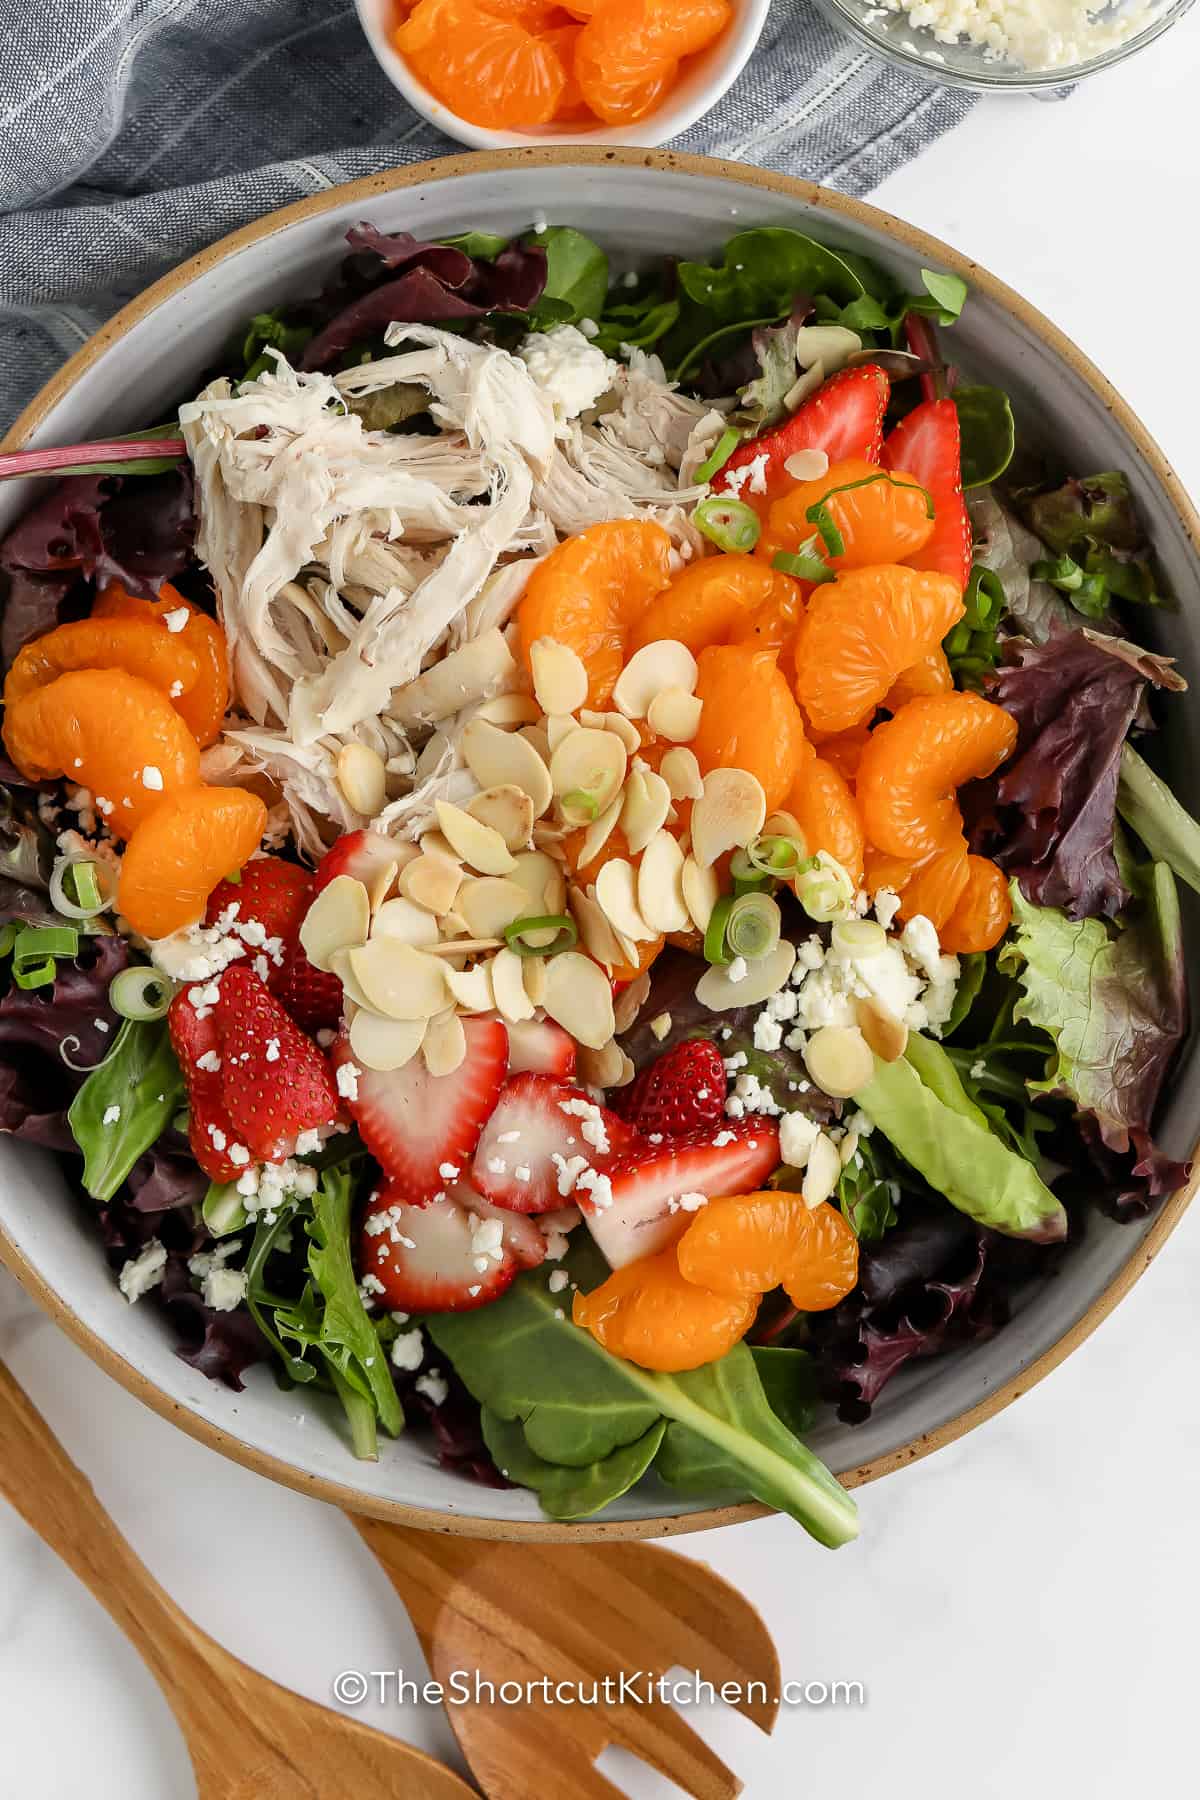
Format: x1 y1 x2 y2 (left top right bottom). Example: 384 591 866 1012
350 0 772 150
1 146 1196 1541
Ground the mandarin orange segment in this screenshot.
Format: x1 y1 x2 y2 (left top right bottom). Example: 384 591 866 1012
575 51 676 124
577 0 728 122
793 564 965 735
3 668 202 838
857 692 1018 860
677 1191 859 1311
815 722 872 785
788 756 865 886
727 588 806 654
3 618 202 718
571 1243 757 1372
117 786 268 941
691 643 808 815
759 457 935 572
544 21 589 117
518 519 674 706
630 554 801 656
93 582 230 746
884 646 953 711
940 854 1012 953
898 839 970 930
396 0 566 127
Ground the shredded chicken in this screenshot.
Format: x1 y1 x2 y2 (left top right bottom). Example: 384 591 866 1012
182 324 712 851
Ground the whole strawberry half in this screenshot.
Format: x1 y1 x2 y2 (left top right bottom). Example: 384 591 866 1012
613 1039 727 1141
206 856 342 1033
214 965 339 1163
168 989 243 1183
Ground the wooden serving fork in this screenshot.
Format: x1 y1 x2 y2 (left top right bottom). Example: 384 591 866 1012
0 1362 476 1800
353 1517 781 1799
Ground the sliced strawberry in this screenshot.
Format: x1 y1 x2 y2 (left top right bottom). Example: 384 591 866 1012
168 989 243 1182
272 945 344 1035
882 397 972 593
505 1017 577 1079
613 1039 726 1141
334 1016 508 1202
580 1119 781 1269
455 1183 547 1270
314 829 404 903
472 1072 636 1214
713 364 891 507
361 1186 518 1312
205 858 312 947
214 965 339 1163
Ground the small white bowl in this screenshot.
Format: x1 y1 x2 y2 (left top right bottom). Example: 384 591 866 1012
353 0 771 149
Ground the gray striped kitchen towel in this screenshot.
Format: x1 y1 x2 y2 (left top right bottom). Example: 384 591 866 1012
0 0 974 424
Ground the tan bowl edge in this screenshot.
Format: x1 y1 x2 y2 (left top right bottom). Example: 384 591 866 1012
1 146 1196 1543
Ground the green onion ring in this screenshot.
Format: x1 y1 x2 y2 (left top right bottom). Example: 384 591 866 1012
694 427 742 485
694 496 761 554
702 894 735 965
503 914 578 957
109 965 174 1021
725 892 782 961
49 853 116 920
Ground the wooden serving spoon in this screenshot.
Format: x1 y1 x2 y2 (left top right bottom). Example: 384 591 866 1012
0 1362 476 1800
353 1517 781 1800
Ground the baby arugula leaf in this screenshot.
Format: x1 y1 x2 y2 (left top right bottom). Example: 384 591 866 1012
68 1017 185 1203
482 1411 667 1521
853 1043 1068 1243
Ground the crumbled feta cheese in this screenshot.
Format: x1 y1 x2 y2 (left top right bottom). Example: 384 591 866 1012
779 1111 821 1169
438 1162 460 1180
752 1014 784 1052
162 607 189 633
558 1095 610 1154
204 1267 247 1312
119 1239 167 1303
416 1370 450 1407
169 679 184 699
102 1103 122 1126
725 955 748 984
970 1058 987 1080
876 0 1152 72
195 1050 221 1074
874 887 902 931
548 1269 569 1294
550 1150 589 1196
391 1328 425 1372
336 1060 361 1101
141 765 164 791
670 1191 708 1213
574 1166 613 1211
649 1011 672 1041
469 1214 505 1265
517 324 616 428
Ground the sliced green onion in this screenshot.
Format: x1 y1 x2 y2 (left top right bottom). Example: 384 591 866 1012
12 924 79 986
503 914 578 957
109 964 174 1020
204 1181 249 1238
746 832 811 880
831 918 887 958
14 959 57 990
794 852 856 922
728 849 772 894
561 788 600 822
773 543 835 585
695 496 761 554
1031 553 1084 592
694 427 742 485
703 894 735 965
49 854 116 920
806 470 935 558
725 893 781 961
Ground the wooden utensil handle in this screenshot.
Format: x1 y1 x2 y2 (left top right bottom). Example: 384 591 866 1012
0 1361 199 1679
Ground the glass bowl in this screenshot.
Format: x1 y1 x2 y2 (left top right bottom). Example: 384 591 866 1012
813 0 1195 90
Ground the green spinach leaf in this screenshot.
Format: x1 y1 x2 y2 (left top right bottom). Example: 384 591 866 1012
68 1018 185 1202
750 1345 819 1438
953 386 1015 487
439 230 509 260
482 1410 666 1520
528 227 609 327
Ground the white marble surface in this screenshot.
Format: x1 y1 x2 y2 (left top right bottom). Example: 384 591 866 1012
4 30 1200 1795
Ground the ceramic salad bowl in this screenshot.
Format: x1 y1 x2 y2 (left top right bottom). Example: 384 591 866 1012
0 148 1196 1540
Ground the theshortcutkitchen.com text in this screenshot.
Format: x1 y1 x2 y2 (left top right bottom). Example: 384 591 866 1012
332 1669 866 1708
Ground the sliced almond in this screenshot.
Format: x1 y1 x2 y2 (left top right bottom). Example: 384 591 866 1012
422 1008 467 1077
418 829 461 866
390 629 516 729
649 1010 672 1041
435 800 517 876
510 849 563 916
856 995 908 1063
348 941 447 1021
443 961 496 1012
612 640 698 720
579 709 607 730
613 969 652 1035
373 895 440 947
458 876 530 940
465 784 534 853
636 830 690 934
542 950 616 1049
336 742 388 817
490 946 536 1023
366 842 416 910
660 746 704 802
646 686 703 744
549 728 626 824
348 1010 425 1073
569 884 622 971
681 855 719 933
523 955 548 1007
694 940 797 1011
545 713 581 754
620 767 671 855
521 725 551 764
578 793 623 870
473 693 542 730
803 1025 875 1098
426 937 503 959
530 636 588 716
801 1131 842 1209
603 712 642 755
436 910 470 938
691 767 767 869
461 716 553 818
783 447 831 483
330 947 377 1013
298 876 370 972
578 1038 635 1088
595 858 654 943
763 808 804 842
398 850 463 915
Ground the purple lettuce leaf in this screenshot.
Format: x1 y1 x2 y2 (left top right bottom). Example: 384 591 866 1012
0 466 195 616
972 626 1185 919
394 1354 510 1489
0 571 81 672
126 1145 208 1214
